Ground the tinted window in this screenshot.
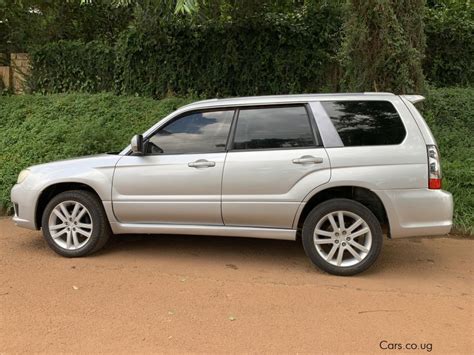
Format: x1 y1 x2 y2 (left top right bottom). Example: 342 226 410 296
233 106 315 150
321 101 406 146
147 110 234 154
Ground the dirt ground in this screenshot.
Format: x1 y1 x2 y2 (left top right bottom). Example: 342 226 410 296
0 218 472 354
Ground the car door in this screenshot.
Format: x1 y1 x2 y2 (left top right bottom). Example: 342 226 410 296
222 104 330 229
112 109 235 225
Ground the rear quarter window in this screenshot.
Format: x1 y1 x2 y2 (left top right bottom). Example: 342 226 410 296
321 101 406 146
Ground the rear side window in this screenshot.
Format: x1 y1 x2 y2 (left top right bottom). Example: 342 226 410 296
233 106 315 150
321 101 406 146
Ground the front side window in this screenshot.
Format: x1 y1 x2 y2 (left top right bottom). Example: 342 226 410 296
147 110 234 154
233 106 315 150
321 100 406 146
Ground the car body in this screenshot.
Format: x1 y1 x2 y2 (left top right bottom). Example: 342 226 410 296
11 93 453 275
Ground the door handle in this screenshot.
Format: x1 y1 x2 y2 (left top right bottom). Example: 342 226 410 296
292 155 324 164
188 159 216 168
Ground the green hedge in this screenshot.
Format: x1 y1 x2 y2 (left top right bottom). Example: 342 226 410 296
25 3 473 96
115 8 343 97
28 40 115 94
28 6 344 97
0 93 192 210
421 87 474 234
0 89 472 233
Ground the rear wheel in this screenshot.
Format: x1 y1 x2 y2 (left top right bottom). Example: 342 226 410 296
41 190 111 257
302 198 383 276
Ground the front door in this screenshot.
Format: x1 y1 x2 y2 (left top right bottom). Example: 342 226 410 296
112 109 235 225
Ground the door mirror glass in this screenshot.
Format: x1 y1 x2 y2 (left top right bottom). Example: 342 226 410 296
131 134 144 155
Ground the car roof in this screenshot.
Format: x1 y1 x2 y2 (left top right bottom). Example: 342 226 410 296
180 92 396 111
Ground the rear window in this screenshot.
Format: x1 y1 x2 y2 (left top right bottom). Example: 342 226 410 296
321 101 406 146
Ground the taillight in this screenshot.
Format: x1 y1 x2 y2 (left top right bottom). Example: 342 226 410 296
427 145 442 189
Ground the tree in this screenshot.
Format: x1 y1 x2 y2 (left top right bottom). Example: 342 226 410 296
91 0 309 19
1 0 133 54
340 0 425 94
424 0 474 86
79 0 199 15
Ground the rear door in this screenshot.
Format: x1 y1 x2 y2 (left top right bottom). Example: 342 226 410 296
222 105 330 228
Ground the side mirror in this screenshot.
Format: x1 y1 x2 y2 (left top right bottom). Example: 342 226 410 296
131 134 144 155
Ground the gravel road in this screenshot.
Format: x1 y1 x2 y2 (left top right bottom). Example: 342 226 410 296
0 218 472 353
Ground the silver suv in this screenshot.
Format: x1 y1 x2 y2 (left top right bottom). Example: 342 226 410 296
11 93 453 275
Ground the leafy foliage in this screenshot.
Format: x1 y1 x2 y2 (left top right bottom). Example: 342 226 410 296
0 93 193 210
0 0 133 53
424 1 474 86
28 5 344 97
28 41 115 93
3 0 473 91
422 87 474 234
340 0 425 94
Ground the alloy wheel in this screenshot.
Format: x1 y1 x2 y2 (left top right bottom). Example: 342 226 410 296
313 210 372 267
48 200 93 250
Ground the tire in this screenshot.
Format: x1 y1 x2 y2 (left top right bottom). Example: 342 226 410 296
302 198 383 276
41 190 111 257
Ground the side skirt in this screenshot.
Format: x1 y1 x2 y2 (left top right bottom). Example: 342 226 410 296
109 222 297 241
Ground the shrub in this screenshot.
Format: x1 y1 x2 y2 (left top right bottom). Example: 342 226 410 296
115 7 344 97
422 87 474 234
28 40 115 94
424 2 474 87
0 93 193 210
23 2 473 94
28 4 344 98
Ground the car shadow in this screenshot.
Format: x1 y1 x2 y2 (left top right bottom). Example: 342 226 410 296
105 233 306 263
21 230 447 276
98 234 440 276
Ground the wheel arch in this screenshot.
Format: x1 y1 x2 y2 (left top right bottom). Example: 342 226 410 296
35 182 102 229
294 185 390 238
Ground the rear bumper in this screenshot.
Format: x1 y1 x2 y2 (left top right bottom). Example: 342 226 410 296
377 189 453 238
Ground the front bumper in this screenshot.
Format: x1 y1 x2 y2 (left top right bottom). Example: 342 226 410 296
377 189 453 238
11 183 39 230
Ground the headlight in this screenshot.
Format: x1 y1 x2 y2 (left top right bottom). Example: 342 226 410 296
17 169 30 184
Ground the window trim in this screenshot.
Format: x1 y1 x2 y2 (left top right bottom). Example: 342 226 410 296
142 108 237 156
305 103 324 148
229 104 322 152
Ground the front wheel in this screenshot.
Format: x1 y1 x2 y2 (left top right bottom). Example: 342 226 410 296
41 190 111 257
302 198 383 276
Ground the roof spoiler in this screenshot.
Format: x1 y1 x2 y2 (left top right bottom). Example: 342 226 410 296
401 95 425 104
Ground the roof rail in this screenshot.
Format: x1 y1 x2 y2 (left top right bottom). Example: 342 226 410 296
180 98 219 108
363 92 395 95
